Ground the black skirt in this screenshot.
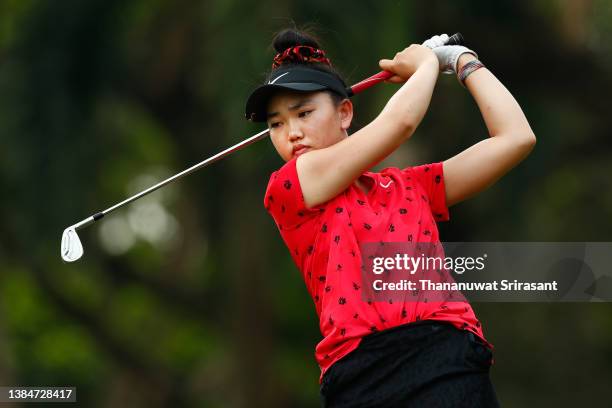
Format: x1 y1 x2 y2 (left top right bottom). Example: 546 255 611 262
320 320 500 408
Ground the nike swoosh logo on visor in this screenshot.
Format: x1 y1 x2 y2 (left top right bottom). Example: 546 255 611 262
269 72 289 84
380 180 393 188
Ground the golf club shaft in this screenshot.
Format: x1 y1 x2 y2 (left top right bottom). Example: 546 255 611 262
69 32 464 232
68 128 270 231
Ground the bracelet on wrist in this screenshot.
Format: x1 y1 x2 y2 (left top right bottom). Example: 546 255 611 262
457 59 485 87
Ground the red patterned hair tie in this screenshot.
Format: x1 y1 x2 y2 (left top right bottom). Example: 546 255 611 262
272 45 332 69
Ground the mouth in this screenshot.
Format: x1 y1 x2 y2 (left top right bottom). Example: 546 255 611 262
293 145 310 157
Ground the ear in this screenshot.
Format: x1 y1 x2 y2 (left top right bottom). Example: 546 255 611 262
337 98 353 131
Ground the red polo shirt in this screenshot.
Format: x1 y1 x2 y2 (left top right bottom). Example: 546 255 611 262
264 157 492 383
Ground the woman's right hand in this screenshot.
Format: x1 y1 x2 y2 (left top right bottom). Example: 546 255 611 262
378 44 439 84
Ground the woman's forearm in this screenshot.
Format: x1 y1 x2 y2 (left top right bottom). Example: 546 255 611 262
379 58 440 134
441 53 536 206
458 53 535 140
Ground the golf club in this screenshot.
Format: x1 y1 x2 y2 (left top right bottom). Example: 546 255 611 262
61 33 464 262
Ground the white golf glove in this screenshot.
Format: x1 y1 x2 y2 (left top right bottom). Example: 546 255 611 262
422 33 478 75
422 34 451 49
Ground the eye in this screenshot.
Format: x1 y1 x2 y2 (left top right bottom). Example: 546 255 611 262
269 122 281 129
299 110 313 118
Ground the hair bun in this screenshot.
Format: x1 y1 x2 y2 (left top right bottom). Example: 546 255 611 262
272 28 322 54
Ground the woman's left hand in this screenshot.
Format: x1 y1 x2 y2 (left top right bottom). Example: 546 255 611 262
422 33 478 74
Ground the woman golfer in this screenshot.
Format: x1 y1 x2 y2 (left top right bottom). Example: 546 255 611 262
245 27 535 407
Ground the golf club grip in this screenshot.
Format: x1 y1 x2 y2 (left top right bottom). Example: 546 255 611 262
347 32 463 96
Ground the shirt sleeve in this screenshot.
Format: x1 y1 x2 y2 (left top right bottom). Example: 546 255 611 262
406 161 450 222
264 157 323 230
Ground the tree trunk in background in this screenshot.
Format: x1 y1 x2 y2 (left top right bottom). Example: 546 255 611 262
225 162 277 407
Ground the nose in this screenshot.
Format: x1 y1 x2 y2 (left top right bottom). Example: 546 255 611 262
288 121 304 141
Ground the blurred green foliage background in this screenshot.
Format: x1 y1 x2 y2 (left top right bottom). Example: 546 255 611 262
1 0 611 406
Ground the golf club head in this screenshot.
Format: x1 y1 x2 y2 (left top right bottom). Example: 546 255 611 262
61 227 83 262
